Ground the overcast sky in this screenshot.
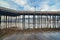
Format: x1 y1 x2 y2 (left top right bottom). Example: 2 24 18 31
0 0 60 11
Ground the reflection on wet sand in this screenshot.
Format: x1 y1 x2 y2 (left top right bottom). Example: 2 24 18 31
0 15 60 40
2 32 60 40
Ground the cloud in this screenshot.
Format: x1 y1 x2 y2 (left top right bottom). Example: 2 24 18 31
0 1 17 10
38 0 60 11
0 0 60 11
0 1 10 8
0 0 24 10
12 0 36 11
23 5 35 11
12 0 27 6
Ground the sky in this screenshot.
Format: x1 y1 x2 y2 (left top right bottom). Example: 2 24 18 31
0 0 60 11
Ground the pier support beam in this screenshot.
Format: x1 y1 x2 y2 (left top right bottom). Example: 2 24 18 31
22 15 25 29
6 16 7 28
15 16 18 28
0 16 1 29
33 15 35 29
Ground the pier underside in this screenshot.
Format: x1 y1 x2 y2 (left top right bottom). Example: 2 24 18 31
0 7 60 31
0 15 60 29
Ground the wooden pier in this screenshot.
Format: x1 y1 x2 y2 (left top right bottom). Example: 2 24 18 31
0 7 60 30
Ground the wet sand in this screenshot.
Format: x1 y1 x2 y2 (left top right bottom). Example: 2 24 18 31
1 31 60 40
0 28 60 40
